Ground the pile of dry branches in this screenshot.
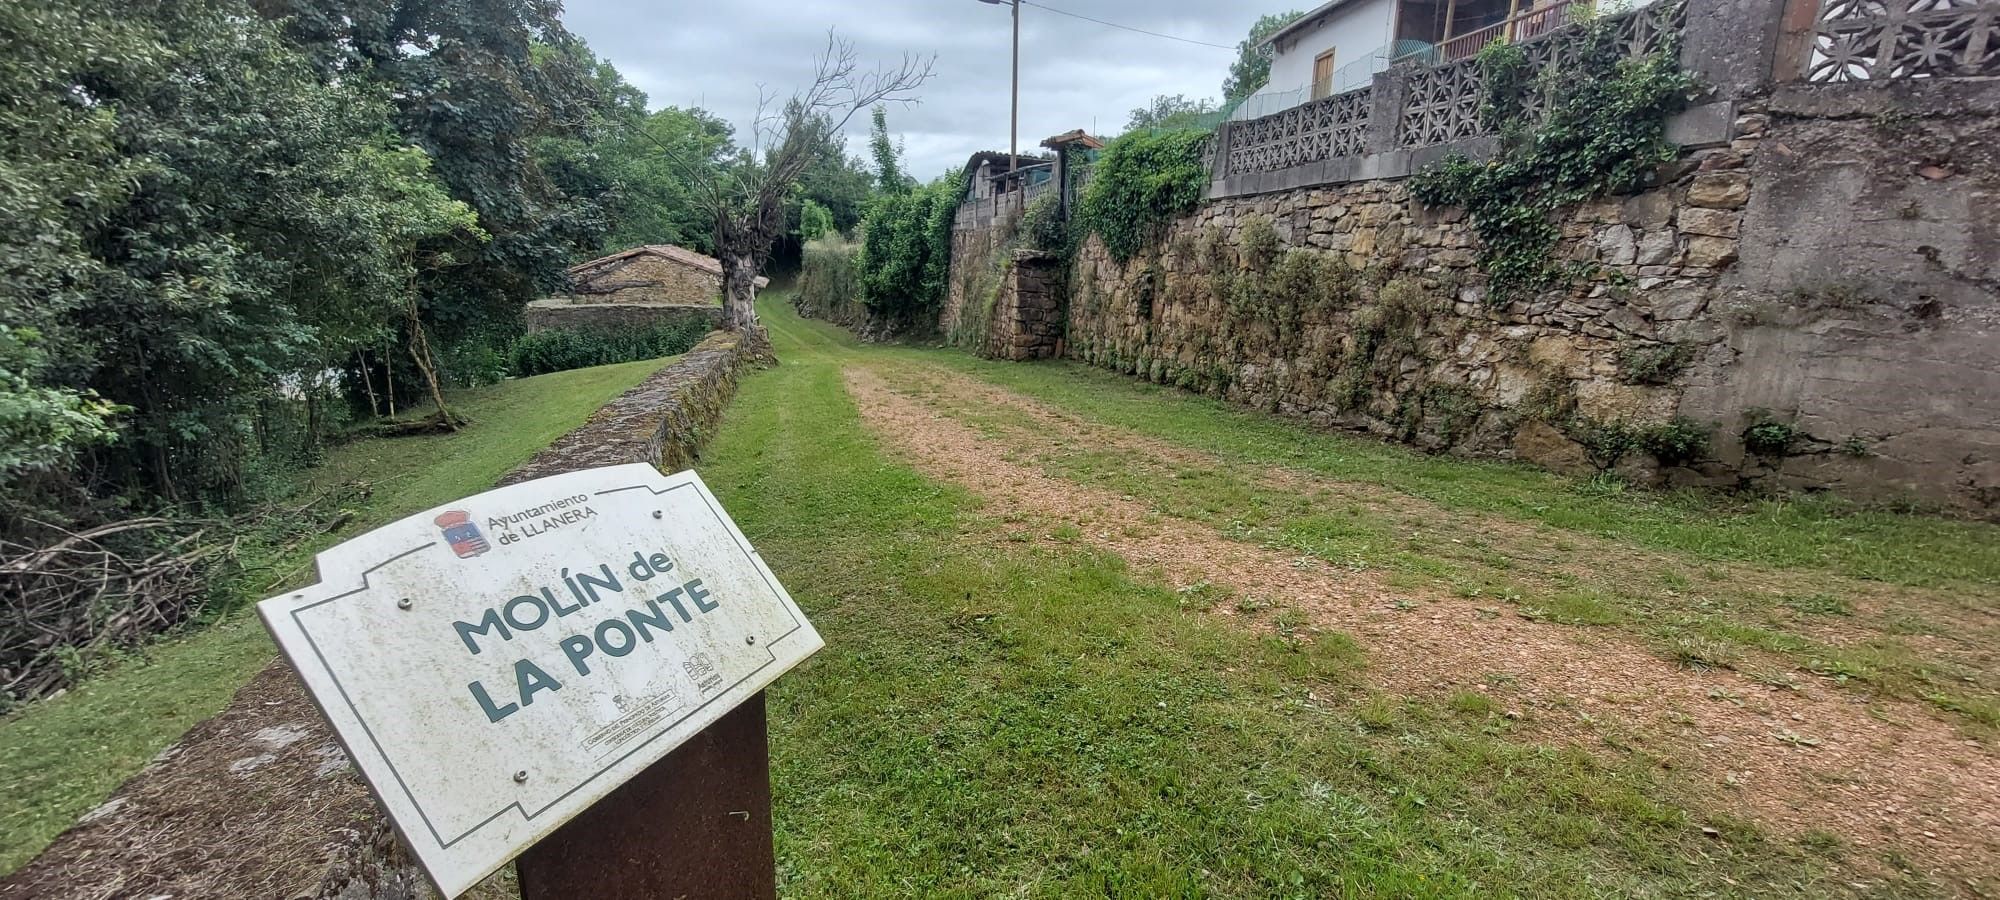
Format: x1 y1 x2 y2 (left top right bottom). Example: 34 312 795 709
1 518 229 706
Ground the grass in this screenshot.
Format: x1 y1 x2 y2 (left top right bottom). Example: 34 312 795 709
0 356 672 876
712 300 1884 896
856 345 2000 731
899 350 2000 589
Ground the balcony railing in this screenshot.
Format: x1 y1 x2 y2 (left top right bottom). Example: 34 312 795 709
1438 0 1593 63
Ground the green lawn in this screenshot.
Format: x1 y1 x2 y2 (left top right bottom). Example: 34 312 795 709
0 356 671 876
856 348 2000 731
717 300 1889 897
896 350 2000 590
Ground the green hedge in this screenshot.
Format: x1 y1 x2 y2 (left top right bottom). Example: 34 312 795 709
857 175 960 327
796 235 866 324
508 320 711 377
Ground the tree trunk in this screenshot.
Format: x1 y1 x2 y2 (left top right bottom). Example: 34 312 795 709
403 297 461 430
721 252 759 330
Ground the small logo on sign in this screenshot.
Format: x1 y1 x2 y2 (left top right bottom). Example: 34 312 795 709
434 510 491 558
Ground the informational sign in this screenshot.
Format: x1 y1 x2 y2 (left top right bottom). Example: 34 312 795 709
259 464 823 897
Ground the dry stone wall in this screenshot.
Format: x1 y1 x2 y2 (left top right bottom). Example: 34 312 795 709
983 250 1065 361
522 299 721 334
563 254 724 306
942 206 1066 361
1067 81 2000 513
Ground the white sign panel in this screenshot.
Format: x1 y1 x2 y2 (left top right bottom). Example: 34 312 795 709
258 463 822 897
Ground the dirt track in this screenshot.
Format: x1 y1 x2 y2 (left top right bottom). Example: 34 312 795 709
843 360 2000 889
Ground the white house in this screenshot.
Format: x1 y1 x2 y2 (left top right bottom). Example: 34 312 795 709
1239 0 1619 119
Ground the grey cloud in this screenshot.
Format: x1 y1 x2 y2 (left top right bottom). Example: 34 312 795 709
561 0 1265 176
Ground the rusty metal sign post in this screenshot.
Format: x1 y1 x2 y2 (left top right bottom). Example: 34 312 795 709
258 463 820 898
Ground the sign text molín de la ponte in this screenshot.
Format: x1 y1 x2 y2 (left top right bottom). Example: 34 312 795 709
259 463 822 897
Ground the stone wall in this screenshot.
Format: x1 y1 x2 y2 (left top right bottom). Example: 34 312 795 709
941 208 1022 345
983 250 1065 362
1683 79 2000 505
502 328 765 481
522 299 722 333
565 254 723 306
1066 77 2000 513
0 329 770 899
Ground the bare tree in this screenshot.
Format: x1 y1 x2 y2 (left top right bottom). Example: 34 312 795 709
687 34 934 332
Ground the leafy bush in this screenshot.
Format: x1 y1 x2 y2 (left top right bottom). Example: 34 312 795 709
1076 129 1212 261
1566 414 1714 470
857 175 961 327
1019 192 1068 253
1566 417 1644 472
1742 410 1800 457
508 320 711 377
0 326 121 477
1639 416 1712 466
796 236 865 324
798 199 836 242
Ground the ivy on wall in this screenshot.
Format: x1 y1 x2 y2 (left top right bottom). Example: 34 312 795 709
1076 129 1212 262
1409 17 1697 303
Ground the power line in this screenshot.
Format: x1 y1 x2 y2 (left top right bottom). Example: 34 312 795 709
1017 1 1236 51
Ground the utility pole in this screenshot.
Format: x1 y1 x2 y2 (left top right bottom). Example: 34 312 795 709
1010 0 1019 187
978 0 1021 192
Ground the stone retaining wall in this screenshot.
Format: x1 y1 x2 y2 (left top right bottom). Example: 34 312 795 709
0 329 769 899
1068 76 2000 513
983 250 1065 362
522 299 721 334
502 329 764 482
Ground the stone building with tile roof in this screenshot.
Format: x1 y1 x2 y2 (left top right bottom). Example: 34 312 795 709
524 244 766 332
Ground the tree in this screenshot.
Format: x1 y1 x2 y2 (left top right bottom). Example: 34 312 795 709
855 176 958 330
1222 11 1306 104
1125 94 1219 132
594 106 741 254
254 0 618 410
868 105 912 194
0 1 138 483
678 34 933 331
2 0 487 501
798 199 836 242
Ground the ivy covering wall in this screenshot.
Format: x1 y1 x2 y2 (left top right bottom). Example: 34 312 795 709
1409 18 1697 302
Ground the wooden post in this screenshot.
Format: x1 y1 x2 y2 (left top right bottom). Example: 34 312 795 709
1504 0 1522 40
517 694 775 900
1442 0 1459 42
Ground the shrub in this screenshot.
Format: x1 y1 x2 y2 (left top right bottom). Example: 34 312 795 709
1019 192 1068 253
1741 409 1800 457
798 199 835 242
857 174 961 328
1639 416 1712 466
796 235 865 324
1076 128 1212 261
1566 417 1644 472
508 320 711 377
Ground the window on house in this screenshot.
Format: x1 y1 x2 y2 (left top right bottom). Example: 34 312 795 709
1312 49 1337 100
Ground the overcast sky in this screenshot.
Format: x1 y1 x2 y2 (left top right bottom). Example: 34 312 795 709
560 0 1270 178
